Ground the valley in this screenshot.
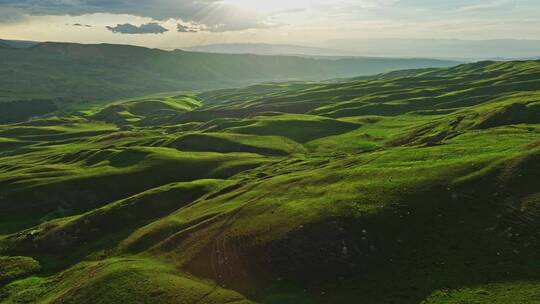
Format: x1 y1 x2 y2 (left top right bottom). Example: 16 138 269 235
0 59 539 303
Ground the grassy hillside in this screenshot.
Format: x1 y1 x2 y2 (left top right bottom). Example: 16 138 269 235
0 60 539 303
0 41 459 104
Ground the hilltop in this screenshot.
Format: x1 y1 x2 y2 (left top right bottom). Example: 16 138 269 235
0 60 539 303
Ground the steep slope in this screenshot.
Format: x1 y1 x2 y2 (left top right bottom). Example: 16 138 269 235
0 60 539 304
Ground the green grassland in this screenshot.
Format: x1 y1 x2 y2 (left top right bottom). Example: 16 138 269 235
0 60 539 303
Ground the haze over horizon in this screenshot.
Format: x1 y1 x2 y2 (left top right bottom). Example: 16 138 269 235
1 0 540 58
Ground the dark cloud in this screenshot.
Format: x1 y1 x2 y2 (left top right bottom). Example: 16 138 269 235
0 0 206 19
0 0 273 31
106 22 169 34
0 6 26 23
177 23 200 33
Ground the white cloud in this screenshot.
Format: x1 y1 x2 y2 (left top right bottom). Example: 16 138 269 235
455 0 513 13
0 0 540 49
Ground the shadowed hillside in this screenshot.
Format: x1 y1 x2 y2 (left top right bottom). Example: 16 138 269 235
0 60 539 303
0 41 460 103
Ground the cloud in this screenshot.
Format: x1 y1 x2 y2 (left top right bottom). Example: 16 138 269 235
5 0 533 33
0 0 271 31
177 23 200 33
73 23 92 27
454 0 512 13
106 22 169 34
0 6 26 23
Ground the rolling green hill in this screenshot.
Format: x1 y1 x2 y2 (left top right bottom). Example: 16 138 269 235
0 41 460 104
0 60 539 303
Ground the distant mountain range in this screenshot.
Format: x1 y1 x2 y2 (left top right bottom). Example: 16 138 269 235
0 41 461 101
0 39 39 49
327 38 540 60
184 40 540 60
184 43 357 57
2 38 540 60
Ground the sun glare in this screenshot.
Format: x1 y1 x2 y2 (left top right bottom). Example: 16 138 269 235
221 0 308 13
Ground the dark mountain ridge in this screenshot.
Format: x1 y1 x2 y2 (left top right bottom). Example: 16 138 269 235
0 41 461 102
0 39 39 49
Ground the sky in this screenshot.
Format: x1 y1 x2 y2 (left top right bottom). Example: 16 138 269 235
1 0 540 56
